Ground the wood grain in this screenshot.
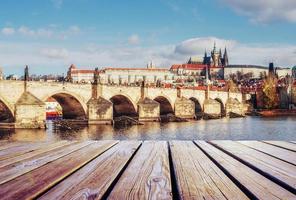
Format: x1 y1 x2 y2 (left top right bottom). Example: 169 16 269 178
211 140 296 190
0 141 57 161
238 141 296 165
108 141 172 200
195 141 296 200
169 141 248 200
40 141 141 200
0 140 72 168
0 141 93 184
263 141 296 152
0 141 37 151
0 140 117 200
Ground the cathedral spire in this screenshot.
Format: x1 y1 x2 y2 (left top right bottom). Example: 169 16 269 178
223 47 229 66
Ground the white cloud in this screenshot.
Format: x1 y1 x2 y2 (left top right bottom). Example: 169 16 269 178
221 0 296 23
17 26 54 38
0 37 295 75
68 25 80 33
51 0 63 9
36 28 53 38
175 36 296 67
128 34 140 45
1 27 15 35
18 26 36 36
175 37 237 55
40 48 69 59
2 25 79 39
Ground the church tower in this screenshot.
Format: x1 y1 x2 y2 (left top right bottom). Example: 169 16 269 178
211 42 220 67
223 48 229 66
203 50 208 65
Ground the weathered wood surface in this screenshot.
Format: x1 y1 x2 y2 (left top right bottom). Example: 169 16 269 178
40 141 141 200
0 141 93 184
0 141 37 151
238 141 296 165
108 141 172 200
0 140 72 168
0 140 295 200
0 141 117 200
169 141 248 200
211 140 296 190
0 141 55 161
195 141 296 200
263 141 296 152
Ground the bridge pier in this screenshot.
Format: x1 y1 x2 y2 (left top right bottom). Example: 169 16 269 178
203 99 221 119
87 72 113 124
225 98 245 117
87 97 113 125
137 97 160 122
174 97 195 119
14 92 46 128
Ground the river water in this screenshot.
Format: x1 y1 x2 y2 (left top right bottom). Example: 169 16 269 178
0 116 295 141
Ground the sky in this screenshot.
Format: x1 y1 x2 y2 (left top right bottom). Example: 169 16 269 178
0 0 296 75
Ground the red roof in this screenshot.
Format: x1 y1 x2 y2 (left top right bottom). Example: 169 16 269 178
170 64 224 70
69 64 77 70
170 64 207 70
71 69 95 74
103 67 168 72
46 97 57 102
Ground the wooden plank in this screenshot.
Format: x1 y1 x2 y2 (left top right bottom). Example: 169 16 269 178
0 140 73 168
169 141 248 200
0 141 57 161
195 141 296 200
40 141 141 200
0 140 117 200
264 141 296 152
0 140 8 145
0 141 37 151
211 140 296 190
108 141 172 200
238 141 296 165
0 141 94 184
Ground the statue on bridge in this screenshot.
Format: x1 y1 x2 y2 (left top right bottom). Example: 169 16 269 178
24 65 29 92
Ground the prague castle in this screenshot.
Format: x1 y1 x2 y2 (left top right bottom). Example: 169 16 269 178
66 43 292 84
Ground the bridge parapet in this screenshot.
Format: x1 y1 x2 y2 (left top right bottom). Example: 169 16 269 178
0 80 248 128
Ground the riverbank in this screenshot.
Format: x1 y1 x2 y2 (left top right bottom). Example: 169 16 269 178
252 109 296 117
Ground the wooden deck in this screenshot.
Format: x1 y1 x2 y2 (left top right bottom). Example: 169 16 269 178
0 140 295 199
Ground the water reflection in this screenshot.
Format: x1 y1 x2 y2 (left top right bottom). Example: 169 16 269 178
0 116 295 141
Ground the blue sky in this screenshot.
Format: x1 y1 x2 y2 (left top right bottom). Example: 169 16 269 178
0 0 296 75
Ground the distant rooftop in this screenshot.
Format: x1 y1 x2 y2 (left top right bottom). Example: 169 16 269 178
226 65 268 69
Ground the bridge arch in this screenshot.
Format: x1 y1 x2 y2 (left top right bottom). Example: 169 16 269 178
42 91 87 120
0 98 14 122
189 97 203 119
215 98 226 117
154 96 174 115
110 95 138 118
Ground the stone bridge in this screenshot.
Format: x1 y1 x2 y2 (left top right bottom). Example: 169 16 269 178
0 80 248 128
